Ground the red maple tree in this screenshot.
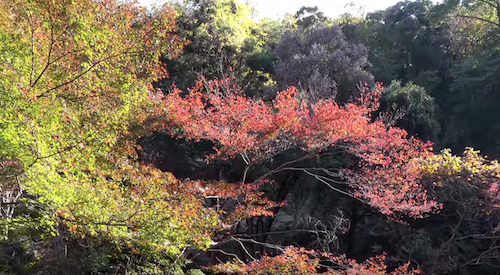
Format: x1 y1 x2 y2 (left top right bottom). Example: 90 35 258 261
210 246 421 275
153 77 440 219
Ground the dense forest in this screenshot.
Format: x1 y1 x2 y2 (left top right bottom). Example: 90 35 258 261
1 0 500 274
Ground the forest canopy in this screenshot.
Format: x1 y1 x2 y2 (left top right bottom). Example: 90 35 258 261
0 0 500 274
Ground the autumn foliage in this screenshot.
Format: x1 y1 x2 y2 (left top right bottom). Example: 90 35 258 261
0 0 292 260
154 78 440 218
0 0 218 256
420 148 500 210
210 246 421 275
3 0 489 274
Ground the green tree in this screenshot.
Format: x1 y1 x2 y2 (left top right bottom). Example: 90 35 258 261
380 81 440 142
445 45 500 157
441 0 500 27
158 0 258 91
245 17 292 74
0 0 220 272
294 6 331 30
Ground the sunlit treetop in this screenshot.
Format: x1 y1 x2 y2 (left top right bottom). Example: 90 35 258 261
0 0 228 255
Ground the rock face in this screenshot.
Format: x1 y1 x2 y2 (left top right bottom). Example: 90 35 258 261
142 134 394 262
265 174 351 253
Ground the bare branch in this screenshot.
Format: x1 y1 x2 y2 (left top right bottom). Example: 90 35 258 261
252 150 342 184
297 167 368 205
460 237 500 270
231 237 257 261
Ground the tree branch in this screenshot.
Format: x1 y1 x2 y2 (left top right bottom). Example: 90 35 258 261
297 168 368 205
460 237 500 270
477 0 498 10
31 22 55 87
251 150 342 184
36 50 137 98
457 14 499 26
28 12 35 86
